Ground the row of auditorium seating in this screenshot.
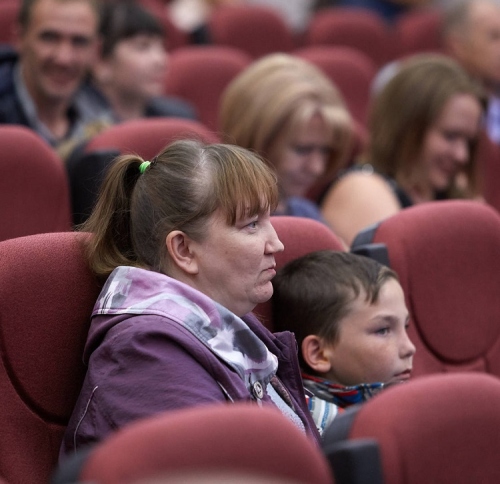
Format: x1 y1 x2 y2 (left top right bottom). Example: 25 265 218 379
142 2 445 64
0 119 219 239
0 2 444 65
48 371 500 484
163 43 376 131
2 205 500 483
2 113 500 244
0 2 440 132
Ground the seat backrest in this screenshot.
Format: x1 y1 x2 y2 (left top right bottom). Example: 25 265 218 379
305 7 394 67
58 403 333 484
294 45 377 127
393 7 444 59
351 200 500 378
164 45 252 132
0 125 72 241
254 216 345 329
67 118 220 225
323 372 500 484
0 2 19 45
207 4 295 58
84 117 220 160
0 232 103 484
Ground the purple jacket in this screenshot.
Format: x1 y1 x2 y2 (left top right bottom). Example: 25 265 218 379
61 267 320 457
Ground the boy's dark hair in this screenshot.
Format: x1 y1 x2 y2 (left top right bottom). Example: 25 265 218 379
272 250 399 372
99 1 164 58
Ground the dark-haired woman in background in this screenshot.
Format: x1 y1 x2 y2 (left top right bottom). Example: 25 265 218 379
83 1 196 122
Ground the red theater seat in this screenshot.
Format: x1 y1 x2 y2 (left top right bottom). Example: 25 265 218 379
351 200 500 378
0 125 72 241
0 232 102 484
54 403 334 484
323 372 500 484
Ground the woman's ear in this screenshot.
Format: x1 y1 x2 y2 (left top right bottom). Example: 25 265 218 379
166 231 199 275
302 335 333 375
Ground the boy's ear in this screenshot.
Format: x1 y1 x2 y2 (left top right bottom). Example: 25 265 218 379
166 231 199 275
302 335 332 374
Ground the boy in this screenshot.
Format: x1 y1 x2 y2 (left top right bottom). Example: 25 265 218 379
272 250 416 434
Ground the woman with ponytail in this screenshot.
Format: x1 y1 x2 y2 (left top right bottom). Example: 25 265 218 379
60 139 320 458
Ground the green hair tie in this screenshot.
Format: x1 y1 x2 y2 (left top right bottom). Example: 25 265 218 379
139 161 151 174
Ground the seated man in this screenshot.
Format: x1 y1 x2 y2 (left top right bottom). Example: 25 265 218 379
442 0 500 144
0 0 108 159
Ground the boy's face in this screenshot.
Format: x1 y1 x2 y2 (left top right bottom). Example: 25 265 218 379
322 278 415 387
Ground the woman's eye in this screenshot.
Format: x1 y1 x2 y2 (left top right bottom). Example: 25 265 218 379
292 145 313 156
247 221 258 229
291 145 334 157
375 327 390 336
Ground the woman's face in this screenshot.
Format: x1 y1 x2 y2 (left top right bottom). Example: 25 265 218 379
104 33 167 101
270 113 334 199
419 93 482 193
188 208 284 317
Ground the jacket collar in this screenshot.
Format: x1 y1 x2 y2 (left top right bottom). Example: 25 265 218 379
94 266 279 391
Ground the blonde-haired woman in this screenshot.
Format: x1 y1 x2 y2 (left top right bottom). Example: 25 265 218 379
219 53 353 222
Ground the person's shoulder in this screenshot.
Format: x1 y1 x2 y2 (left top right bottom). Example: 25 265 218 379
146 95 198 120
74 82 115 120
286 196 325 222
333 164 394 195
323 164 401 213
321 164 402 245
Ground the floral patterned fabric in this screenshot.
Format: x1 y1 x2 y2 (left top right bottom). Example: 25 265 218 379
95 266 279 397
302 373 385 435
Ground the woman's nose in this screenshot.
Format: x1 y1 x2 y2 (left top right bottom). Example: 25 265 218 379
452 138 469 165
266 225 284 254
306 150 328 177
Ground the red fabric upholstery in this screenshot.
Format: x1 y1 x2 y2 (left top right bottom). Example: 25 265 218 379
0 1 18 45
208 4 295 58
164 45 252 132
85 117 220 160
294 45 377 127
393 8 444 58
0 232 102 484
346 373 500 484
254 216 345 329
79 403 334 484
367 200 500 377
0 125 72 242
305 7 394 67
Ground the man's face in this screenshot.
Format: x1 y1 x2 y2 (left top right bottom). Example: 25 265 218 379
17 0 99 107
452 1 500 89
